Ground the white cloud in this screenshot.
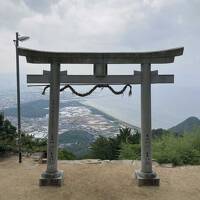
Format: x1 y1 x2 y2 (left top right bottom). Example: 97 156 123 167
0 0 33 30
0 0 199 87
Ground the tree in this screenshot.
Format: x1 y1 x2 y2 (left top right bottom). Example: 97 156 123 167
0 114 47 155
117 127 140 144
0 116 17 154
89 127 139 160
0 113 4 128
58 148 76 160
90 136 115 160
21 133 47 153
119 143 141 160
152 128 171 138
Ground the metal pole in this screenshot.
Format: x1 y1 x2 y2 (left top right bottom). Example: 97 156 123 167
15 32 22 163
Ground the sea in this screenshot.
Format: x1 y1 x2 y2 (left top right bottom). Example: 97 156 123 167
81 85 200 129
1 74 200 129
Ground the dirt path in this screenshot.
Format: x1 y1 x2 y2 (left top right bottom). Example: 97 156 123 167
0 156 200 200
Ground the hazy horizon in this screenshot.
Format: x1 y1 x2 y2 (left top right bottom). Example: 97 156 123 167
0 0 199 129
1 73 200 129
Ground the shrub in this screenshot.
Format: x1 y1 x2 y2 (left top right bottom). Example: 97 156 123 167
21 134 47 153
0 115 17 155
58 148 76 160
119 128 200 165
89 127 139 160
119 143 141 160
89 136 120 160
152 130 200 166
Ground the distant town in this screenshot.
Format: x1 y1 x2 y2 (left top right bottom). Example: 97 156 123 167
0 89 137 139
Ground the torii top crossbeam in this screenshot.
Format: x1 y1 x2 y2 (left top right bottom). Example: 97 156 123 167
18 47 184 85
18 47 183 64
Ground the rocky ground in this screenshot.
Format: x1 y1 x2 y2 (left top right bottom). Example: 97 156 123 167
0 156 200 200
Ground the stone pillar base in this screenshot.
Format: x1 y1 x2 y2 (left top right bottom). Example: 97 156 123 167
39 170 64 186
135 170 160 186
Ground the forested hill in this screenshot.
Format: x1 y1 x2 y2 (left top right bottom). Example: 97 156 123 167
3 100 81 118
59 130 95 158
169 116 200 134
59 130 95 144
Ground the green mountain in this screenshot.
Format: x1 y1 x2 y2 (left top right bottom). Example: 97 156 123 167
59 130 94 144
169 116 200 134
59 130 95 158
4 99 82 118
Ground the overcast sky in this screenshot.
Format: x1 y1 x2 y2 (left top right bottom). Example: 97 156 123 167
0 0 200 87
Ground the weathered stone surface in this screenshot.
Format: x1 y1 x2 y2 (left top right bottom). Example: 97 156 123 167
135 170 160 186
19 45 184 189
18 47 184 64
27 74 174 85
39 170 64 186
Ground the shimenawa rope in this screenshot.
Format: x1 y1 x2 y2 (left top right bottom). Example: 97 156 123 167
42 84 132 97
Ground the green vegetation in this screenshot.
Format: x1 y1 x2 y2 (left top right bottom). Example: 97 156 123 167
119 143 140 160
1 110 200 166
152 128 171 138
0 113 17 154
4 100 82 118
59 130 95 158
89 125 200 166
169 116 200 134
119 128 200 166
21 133 47 153
152 129 200 165
0 113 76 160
58 148 76 160
0 112 48 155
59 130 94 144
89 136 119 160
89 127 140 160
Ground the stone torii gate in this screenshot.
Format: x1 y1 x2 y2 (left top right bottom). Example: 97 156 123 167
18 47 184 186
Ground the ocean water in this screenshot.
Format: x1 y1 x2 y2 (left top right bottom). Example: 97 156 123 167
82 85 200 129
1 73 200 129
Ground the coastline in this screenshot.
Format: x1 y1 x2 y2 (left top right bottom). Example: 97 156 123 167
81 99 139 131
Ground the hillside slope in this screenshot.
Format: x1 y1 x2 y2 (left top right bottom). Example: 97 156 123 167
169 116 200 133
59 130 95 157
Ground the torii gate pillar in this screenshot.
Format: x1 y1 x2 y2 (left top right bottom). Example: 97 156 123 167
135 63 159 186
39 63 64 186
